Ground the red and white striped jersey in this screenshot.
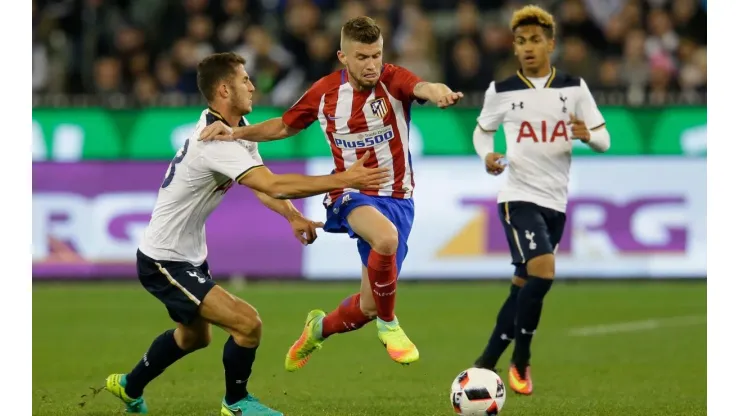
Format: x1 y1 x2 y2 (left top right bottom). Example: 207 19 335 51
282 64 425 206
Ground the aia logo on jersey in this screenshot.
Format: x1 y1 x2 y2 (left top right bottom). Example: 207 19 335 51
369 97 388 119
516 120 569 143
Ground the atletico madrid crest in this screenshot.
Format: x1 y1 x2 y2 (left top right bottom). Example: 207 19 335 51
369 97 388 119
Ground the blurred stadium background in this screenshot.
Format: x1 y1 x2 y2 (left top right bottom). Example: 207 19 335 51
32 0 707 281
32 1 707 415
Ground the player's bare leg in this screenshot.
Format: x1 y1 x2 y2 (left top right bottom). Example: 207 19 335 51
106 318 212 414
474 274 526 372
198 285 282 415
284 269 376 371
347 206 419 365
509 254 555 395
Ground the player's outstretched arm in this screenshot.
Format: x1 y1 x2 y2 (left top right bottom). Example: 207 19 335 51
200 117 300 142
234 118 300 142
251 186 325 245
413 82 464 108
239 153 390 200
250 186 303 220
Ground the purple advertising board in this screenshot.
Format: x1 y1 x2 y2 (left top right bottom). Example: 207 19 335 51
32 162 308 279
461 196 688 254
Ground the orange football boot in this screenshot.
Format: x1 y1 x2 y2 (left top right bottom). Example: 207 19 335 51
508 363 533 395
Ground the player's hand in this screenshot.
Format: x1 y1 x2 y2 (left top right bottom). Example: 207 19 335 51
484 152 507 176
568 113 590 143
437 92 464 109
340 152 391 190
288 215 324 246
199 121 235 141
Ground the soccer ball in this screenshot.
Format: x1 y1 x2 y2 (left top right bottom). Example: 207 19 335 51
450 368 506 415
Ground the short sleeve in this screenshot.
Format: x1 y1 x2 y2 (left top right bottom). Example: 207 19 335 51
576 79 606 130
201 141 264 182
382 64 426 104
282 80 325 130
477 82 505 132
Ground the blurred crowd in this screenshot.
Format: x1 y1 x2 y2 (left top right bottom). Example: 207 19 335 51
32 0 707 107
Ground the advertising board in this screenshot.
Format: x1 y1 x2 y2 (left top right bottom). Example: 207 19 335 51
302 157 707 279
32 161 307 279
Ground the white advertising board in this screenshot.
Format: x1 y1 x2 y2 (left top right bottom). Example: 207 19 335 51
302 157 707 280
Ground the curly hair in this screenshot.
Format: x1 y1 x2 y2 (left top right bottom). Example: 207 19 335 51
510 5 556 38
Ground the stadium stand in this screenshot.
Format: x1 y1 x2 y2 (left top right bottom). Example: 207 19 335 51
32 0 707 107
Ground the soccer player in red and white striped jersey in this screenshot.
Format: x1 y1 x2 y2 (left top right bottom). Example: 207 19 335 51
200 16 463 370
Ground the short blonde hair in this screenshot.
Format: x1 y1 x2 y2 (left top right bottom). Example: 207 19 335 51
510 5 556 38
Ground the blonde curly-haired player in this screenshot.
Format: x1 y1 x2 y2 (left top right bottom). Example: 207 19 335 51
471 5 611 395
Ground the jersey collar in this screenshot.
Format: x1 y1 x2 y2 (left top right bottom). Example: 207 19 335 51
516 66 557 89
207 107 246 127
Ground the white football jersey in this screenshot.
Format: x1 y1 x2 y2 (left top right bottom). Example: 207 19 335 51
477 68 605 213
138 109 263 265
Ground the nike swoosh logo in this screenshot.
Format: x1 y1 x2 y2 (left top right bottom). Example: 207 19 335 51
374 280 396 288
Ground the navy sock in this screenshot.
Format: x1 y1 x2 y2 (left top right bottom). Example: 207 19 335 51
223 336 258 405
125 329 189 398
475 284 521 370
512 276 553 372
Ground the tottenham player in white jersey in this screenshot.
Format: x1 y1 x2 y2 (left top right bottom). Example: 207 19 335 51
102 53 388 416
470 6 610 396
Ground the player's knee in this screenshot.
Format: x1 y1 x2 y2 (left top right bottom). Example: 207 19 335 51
183 332 212 351
370 230 399 255
232 316 262 347
175 326 212 351
526 254 555 279
231 305 263 347
511 276 527 287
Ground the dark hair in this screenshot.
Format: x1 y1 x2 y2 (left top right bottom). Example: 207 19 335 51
196 52 246 102
341 16 382 44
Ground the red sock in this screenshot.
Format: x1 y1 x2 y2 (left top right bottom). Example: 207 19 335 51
367 249 397 322
321 293 373 338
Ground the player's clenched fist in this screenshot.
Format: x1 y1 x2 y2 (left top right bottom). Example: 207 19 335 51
568 113 590 143
437 92 464 109
485 152 507 176
338 152 391 190
288 214 324 246
199 120 235 141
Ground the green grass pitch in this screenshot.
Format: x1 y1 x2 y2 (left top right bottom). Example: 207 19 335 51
33 280 706 416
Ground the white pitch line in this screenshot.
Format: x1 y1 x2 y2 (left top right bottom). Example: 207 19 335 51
568 315 706 337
